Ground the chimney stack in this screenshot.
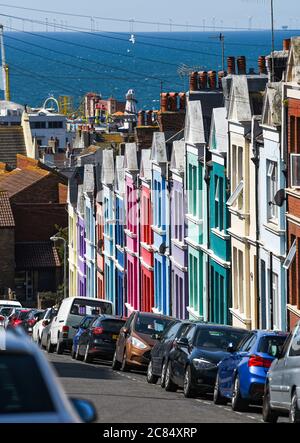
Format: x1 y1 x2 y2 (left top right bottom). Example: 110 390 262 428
237 56 247 74
227 56 236 75
168 92 178 111
258 56 267 74
179 92 186 110
208 70 217 89
137 110 145 126
190 72 198 91
198 71 208 89
160 93 169 112
145 110 153 125
283 38 291 51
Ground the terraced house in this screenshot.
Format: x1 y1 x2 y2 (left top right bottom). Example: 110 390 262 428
83 164 96 298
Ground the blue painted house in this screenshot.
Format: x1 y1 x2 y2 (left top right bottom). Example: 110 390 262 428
102 149 115 306
207 107 231 324
151 132 170 316
114 155 126 316
83 164 96 298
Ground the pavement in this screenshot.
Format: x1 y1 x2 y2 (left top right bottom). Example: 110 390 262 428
44 351 280 424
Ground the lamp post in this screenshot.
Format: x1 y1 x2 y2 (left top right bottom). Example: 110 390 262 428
50 235 67 299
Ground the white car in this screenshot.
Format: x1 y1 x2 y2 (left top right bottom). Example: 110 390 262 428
0 329 97 423
47 297 113 354
32 308 56 344
0 300 22 309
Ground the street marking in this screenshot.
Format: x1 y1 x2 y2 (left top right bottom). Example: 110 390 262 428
247 415 256 420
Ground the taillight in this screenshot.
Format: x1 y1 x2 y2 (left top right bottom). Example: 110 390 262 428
14 319 22 326
28 319 36 327
248 355 272 368
62 325 69 337
42 320 48 327
93 327 104 335
0 315 5 322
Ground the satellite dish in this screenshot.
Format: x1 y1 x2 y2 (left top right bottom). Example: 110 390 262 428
274 189 286 207
159 243 167 255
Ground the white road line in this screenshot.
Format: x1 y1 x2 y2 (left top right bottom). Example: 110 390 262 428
247 415 256 420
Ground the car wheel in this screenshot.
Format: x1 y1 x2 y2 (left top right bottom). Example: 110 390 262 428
231 375 248 412
213 374 227 405
83 345 92 363
71 345 76 359
121 350 130 372
146 360 159 384
56 337 64 355
112 351 121 370
46 336 54 354
75 345 84 361
289 391 300 423
164 361 177 392
160 360 167 388
262 385 278 423
183 366 196 398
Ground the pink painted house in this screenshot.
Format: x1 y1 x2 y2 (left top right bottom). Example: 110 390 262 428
124 143 140 314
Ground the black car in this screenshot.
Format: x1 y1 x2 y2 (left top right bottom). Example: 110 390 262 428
147 320 192 386
164 323 248 398
23 309 45 335
76 315 126 363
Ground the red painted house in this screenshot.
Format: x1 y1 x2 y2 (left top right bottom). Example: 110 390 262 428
139 149 154 312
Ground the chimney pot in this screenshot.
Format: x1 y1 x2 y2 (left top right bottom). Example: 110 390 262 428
283 38 291 51
179 92 186 110
198 71 208 89
145 110 153 125
190 72 198 91
237 56 247 75
160 93 169 113
218 71 227 88
168 92 178 111
227 56 236 75
137 110 145 126
208 70 217 89
258 55 267 74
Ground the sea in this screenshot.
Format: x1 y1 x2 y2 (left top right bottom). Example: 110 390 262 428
4 30 300 111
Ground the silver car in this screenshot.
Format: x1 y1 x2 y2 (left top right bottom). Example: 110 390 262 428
263 321 300 423
0 329 97 423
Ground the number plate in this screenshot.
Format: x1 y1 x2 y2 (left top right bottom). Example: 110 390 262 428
112 334 119 341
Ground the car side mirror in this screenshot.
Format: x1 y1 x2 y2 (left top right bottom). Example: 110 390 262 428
227 343 236 353
177 337 189 347
122 327 129 335
70 398 97 423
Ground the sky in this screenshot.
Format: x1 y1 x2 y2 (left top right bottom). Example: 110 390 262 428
0 0 299 32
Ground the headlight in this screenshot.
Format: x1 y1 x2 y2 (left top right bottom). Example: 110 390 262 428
130 337 147 350
192 358 217 370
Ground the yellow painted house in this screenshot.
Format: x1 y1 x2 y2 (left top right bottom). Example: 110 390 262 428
227 74 267 329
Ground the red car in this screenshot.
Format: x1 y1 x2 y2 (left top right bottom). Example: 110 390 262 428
8 309 32 329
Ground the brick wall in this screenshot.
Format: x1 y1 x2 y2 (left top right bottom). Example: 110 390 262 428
134 126 159 149
157 112 185 133
11 175 67 205
0 228 15 293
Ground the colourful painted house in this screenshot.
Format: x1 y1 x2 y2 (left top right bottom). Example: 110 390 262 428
114 155 126 315
83 164 96 298
151 132 170 315
169 140 188 319
139 149 154 313
207 107 231 324
102 149 115 305
77 184 86 297
95 162 105 299
124 143 140 314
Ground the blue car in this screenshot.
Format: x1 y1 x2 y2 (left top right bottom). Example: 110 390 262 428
214 330 288 411
71 315 96 359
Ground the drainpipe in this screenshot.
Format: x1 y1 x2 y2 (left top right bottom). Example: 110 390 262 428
167 166 173 317
269 251 273 329
204 149 212 322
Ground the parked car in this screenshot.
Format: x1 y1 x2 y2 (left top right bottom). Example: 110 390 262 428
263 321 300 423
112 311 175 372
71 315 96 359
147 320 193 385
0 329 97 423
0 314 5 329
163 323 248 398
23 310 45 336
32 308 57 345
214 330 288 411
0 300 22 310
41 315 57 350
47 297 113 354
75 315 126 363
7 309 32 330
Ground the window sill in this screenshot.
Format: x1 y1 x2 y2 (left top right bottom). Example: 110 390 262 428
286 188 300 198
229 308 252 327
263 222 285 236
211 228 230 240
185 214 203 225
140 242 153 252
124 229 137 239
151 225 166 236
228 207 249 220
287 304 300 318
171 238 187 250
187 306 204 321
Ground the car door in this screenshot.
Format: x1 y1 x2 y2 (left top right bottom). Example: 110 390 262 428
269 333 292 406
280 324 300 408
154 322 181 373
116 313 134 361
172 325 196 387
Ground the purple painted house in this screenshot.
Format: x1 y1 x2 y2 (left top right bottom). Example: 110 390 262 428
169 140 188 319
77 184 87 297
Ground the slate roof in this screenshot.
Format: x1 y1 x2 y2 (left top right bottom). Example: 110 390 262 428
184 100 206 145
139 149 152 181
209 107 228 153
262 82 282 127
170 140 185 174
286 36 300 83
0 190 15 227
83 164 95 196
0 167 49 197
15 242 61 269
0 126 27 169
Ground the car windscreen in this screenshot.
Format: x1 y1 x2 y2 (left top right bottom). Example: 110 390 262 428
195 328 247 350
70 299 113 316
135 315 173 336
96 319 125 333
0 308 12 317
0 353 55 414
257 335 287 357
17 311 31 320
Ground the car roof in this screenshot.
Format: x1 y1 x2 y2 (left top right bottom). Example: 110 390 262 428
63 297 113 304
95 315 125 321
193 323 247 332
0 329 37 353
250 329 288 336
135 311 174 320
